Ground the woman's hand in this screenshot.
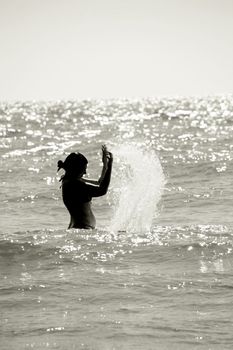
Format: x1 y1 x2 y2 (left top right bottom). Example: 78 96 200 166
102 145 112 166
102 145 108 166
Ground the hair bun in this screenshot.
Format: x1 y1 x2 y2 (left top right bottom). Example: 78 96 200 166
57 160 64 171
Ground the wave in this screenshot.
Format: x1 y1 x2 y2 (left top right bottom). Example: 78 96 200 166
0 224 232 264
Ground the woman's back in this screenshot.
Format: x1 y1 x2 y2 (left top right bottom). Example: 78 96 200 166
62 179 96 229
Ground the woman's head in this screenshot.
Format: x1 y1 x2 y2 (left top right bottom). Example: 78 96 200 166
58 152 88 178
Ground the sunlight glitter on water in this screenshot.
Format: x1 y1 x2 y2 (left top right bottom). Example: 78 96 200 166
1 96 233 349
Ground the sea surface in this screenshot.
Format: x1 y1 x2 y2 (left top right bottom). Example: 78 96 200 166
1 96 233 349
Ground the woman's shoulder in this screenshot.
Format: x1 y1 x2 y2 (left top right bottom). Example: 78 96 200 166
62 178 87 189
62 177 81 183
62 178 91 201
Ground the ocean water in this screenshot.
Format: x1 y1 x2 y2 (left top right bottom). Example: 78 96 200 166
1 96 233 349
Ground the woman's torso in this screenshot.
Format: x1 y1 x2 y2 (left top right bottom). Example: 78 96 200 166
62 178 96 229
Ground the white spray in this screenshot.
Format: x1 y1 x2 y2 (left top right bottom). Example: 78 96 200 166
109 144 165 233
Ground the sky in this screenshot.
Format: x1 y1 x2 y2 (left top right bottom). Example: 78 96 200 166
0 0 233 100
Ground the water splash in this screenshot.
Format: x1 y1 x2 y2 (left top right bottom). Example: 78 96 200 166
109 144 165 233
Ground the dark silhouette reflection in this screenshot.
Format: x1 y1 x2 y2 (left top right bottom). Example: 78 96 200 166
58 145 113 229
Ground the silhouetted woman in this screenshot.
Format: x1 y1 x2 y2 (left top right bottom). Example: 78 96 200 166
58 145 113 229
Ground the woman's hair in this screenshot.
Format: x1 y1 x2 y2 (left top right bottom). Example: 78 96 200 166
57 152 88 179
